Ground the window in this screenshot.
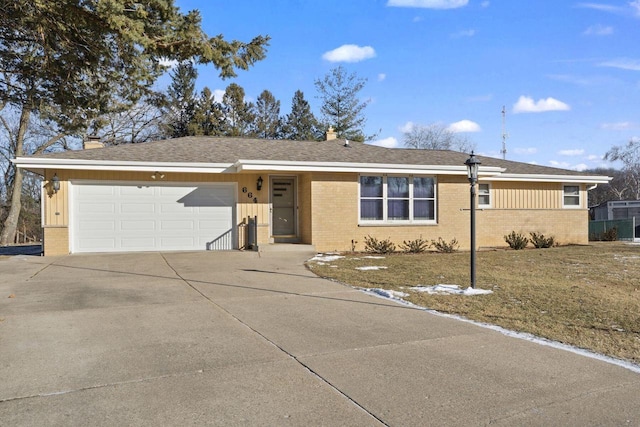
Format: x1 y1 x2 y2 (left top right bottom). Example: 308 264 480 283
360 176 383 220
359 175 436 223
478 183 491 207
563 185 580 208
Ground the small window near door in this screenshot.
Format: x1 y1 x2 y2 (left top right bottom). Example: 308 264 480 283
563 185 581 208
478 183 491 208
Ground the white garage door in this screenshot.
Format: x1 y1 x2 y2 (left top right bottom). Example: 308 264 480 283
71 182 236 253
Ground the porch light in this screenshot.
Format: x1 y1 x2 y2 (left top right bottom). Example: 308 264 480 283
464 152 481 289
257 176 263 191
51 173 60 194
151 172 164 180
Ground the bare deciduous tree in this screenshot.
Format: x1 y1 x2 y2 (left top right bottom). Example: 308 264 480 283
403 123 475 153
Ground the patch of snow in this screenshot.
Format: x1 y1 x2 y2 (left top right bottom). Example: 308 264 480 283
356 266 388 271
363 256 386 259
309 254 345 262
411 284 493 295
329 265 338 268
366 288 409 299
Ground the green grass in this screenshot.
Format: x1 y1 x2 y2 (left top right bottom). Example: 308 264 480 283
307 242 640 364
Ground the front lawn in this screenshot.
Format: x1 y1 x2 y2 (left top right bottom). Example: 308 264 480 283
307 242 640 365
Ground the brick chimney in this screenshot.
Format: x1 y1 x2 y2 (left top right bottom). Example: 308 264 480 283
83 135 104 150
325 126 337 141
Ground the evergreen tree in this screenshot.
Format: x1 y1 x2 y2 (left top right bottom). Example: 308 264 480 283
314 66 374 142
220 83 255 137
254 90 281 139
283 90 321 141
166 62 197 138
189 87 225 136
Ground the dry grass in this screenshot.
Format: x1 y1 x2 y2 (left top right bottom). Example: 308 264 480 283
307 242 640 364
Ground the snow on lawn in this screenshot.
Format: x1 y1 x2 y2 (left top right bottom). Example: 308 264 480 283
355 266 388 271
411 284 493 296
363 256 386 259
309 254 345 262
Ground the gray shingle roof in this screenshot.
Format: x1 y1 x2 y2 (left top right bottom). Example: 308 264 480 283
27 136 594 177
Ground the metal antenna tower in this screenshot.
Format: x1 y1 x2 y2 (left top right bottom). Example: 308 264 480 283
501 105 509 160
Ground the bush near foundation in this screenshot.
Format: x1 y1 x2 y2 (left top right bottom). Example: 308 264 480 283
504 231 528 250
400 237 430 253
363 236 396 254
529 232 555 248
431 237 459 253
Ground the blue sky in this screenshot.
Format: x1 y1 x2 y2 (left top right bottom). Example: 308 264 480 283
173 0 640 171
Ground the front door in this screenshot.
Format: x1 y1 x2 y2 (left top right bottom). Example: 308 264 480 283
271 177 298 242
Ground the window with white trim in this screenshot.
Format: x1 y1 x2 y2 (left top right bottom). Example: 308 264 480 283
563 185 580 208
359 175 436 223
478 183 491 208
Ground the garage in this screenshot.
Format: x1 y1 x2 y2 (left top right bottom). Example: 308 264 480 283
71 182 236 253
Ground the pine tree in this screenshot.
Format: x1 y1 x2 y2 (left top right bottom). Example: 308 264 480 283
166 62 197 138
314 66 374 142
254 90 281 139
220 83 255 137
283 90 321 141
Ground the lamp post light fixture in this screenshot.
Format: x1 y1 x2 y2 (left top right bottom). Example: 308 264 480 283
51 173 60 194
464 152 481 289
257 176 263 191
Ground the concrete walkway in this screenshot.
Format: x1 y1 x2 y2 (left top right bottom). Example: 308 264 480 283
1 251 639 426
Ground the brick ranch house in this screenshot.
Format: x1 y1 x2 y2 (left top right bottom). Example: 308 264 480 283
14 133 610 256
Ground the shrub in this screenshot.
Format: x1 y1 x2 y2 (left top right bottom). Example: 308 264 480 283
504 231 528 250
601 227 618 241
400 237 430 253
529 232 555 248
430 237 459 253
363 235 396 254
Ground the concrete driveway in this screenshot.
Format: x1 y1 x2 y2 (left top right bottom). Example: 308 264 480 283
1 251 639 426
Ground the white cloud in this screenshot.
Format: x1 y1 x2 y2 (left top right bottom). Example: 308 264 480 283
599 58 640 71
583 24 613 35
412 16 424 22
480 1 490 7
451 29 476 38
377 73 387 82
513 96 570 113
448 119 481 133
387 0 468 9
587 154 602 161
322 45 376 63
549 160 571 168
573 163 589 171
575 3 623 14
601 121 634 130
631 0 640 16
213 89 225 103
369 137 400 148
159 58 179 68
514 147 538 155
399 121 415 133
558 149 585 156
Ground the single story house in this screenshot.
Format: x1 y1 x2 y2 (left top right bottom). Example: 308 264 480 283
14 132 610 256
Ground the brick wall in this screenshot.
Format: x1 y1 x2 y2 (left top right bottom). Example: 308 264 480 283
308 173 589 252
43 227 70 256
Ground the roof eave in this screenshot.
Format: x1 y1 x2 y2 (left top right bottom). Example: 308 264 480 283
12 157 236 174
235 159 505 175
487 173 612 184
